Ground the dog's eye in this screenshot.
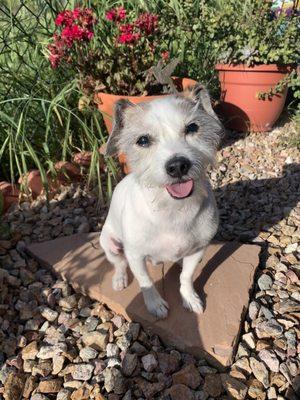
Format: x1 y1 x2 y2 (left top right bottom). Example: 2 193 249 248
185 123 199 134
136 135 151 147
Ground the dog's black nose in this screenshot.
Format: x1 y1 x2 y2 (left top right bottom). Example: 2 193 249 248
165 156 191 178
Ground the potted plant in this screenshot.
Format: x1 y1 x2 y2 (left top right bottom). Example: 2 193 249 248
210 0 298 132
46 6 196 171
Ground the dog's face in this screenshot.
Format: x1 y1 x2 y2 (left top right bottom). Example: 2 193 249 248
106 84 223 199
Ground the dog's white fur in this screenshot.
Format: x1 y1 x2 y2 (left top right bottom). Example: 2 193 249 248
100 85 223 318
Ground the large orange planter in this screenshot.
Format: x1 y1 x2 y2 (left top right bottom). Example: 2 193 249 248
95 78 197 172
215 64 293 132
95 77 197 132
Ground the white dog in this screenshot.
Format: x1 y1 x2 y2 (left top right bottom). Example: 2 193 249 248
100 84 223 318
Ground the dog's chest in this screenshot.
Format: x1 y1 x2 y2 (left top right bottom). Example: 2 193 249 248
143 225 199 262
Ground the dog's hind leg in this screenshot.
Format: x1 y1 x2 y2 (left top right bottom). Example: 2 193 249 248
99 230 128 291
126 254 169 319
180 249 205 314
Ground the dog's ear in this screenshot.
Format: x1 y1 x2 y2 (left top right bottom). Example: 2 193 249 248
105 99 134 157
185 83 219 121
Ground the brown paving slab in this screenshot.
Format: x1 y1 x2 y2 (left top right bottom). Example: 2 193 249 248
26 233 260 368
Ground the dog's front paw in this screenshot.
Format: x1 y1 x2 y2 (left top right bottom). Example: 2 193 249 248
142 287 169 319
112 271 128 291
147 296 169 319
181 290 204 314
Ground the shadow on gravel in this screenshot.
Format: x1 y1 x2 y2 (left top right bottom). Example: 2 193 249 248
214 163 300 243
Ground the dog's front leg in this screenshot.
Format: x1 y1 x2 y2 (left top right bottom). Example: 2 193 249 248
126 254 169 319
180 249 205 314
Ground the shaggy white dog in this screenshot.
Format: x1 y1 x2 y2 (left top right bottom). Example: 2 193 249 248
100 84 223 318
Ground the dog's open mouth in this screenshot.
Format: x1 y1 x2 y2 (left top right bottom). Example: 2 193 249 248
166 179 194 199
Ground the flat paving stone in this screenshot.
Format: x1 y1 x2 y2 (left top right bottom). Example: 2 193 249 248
26 233 260 368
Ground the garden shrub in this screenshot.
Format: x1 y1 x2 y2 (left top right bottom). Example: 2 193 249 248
0 0 299 193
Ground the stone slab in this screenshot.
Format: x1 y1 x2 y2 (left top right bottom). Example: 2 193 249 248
26 233 260 368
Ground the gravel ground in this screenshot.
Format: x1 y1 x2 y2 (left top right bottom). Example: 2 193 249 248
0 126 299 400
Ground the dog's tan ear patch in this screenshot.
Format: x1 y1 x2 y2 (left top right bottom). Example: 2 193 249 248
182 83 206 102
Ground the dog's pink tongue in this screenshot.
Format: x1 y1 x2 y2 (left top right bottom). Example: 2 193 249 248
166 179 194 198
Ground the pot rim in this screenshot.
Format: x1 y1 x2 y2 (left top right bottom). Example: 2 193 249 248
215 63 295 73
94 77 197 100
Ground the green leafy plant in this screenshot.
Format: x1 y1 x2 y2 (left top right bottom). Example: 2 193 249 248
46 4 172 96
1 0 298 200
183 0 299 104
258 69 300 101
207 0 299 66
0 1 118 200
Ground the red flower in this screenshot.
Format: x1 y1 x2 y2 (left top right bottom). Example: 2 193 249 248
118 32 140 44
61 24 94 46
49 7 97 69
47 37 66 69
78 8 97 28
106 6 126 22
72 7 81 19
119 24 133 34
55 7 97 29
105 9 116 21
118 7 126 20
135 13 158 35
61 25 82 46
49 53 60 68
55 10 74 27
86 30 94 40
118 24 140 44
162 51 169 61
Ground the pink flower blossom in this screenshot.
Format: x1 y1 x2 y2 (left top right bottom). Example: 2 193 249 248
61 25 83 46
78 8 97 28
49 53 60 68
118 33 139 44
86 31 94 40
162 51 169 60
55 10 74 27
55 7 97 29
47 37 66 69
61 24 94 46
105 9 116 21
49 7 97 69
118 24 140 44
72 7 81 19
119 24 134 34
135 13 158 35
118 7 126 20
106 6 126 22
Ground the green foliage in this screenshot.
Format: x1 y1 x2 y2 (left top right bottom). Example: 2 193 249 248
166 0 299 102
0 0 299 196
258 69 300 103
46 2 178 96
203 0 299 66
0 0 117 198
288 69 300 110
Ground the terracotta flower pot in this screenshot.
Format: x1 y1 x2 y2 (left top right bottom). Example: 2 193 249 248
18 163 82 200
215 64 293 132
0 182 20 212
19 170 43 198
73 150 105 170
95 77 197 172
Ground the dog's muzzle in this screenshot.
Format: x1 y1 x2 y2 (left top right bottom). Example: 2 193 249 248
165 156 191 178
